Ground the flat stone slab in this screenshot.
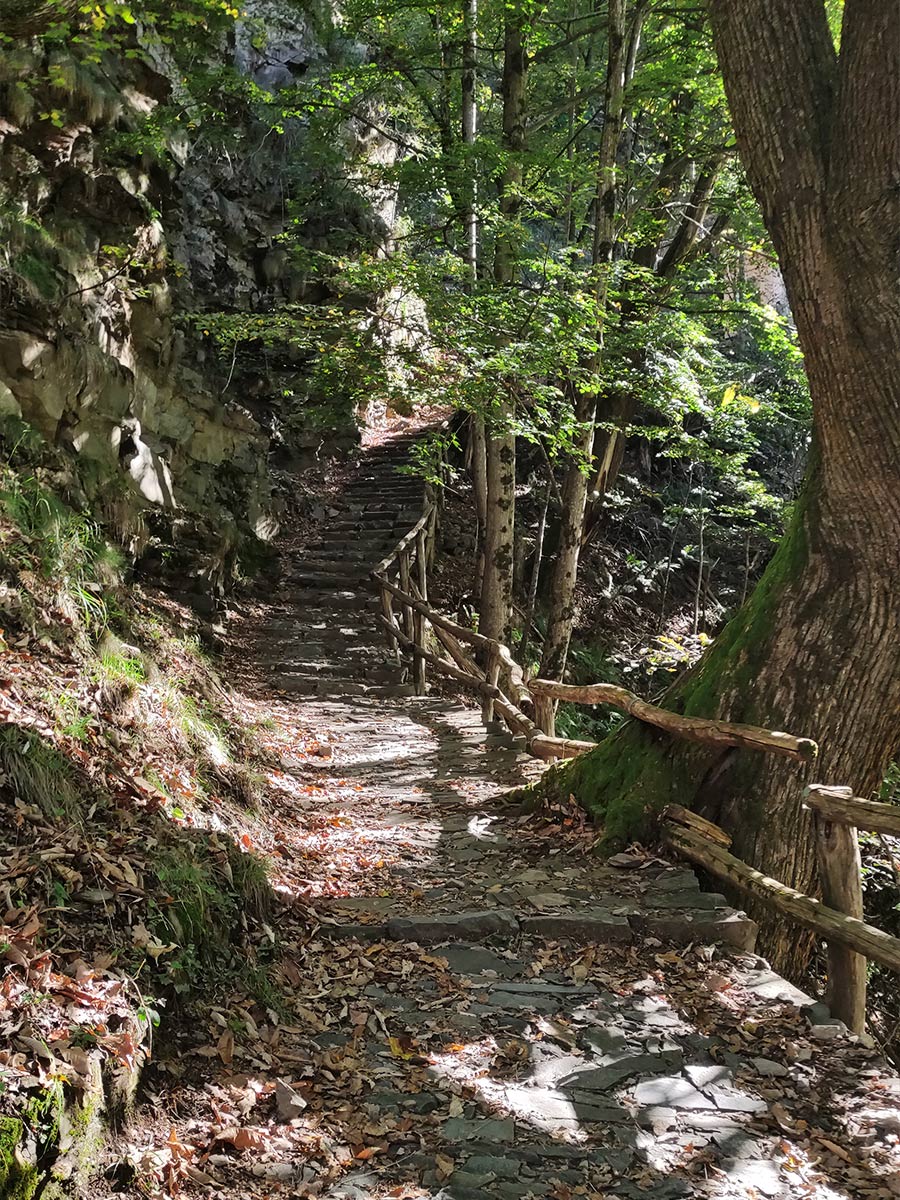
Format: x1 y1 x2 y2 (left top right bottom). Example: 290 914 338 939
519 910 632 944
488 980 597 996
441 1117 516 1142
459 1155 521 1180
631 1075 713 1110
630 910 758 951
387 910 519 943
501 1085 626 1127
649 890 729 910
436 942 525 979
720 1158 785 1197
561 1050 684 1091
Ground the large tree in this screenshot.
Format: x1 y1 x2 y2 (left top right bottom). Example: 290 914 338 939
548 0 900 969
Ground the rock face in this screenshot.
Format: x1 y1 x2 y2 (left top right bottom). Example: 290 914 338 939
0 2 385 611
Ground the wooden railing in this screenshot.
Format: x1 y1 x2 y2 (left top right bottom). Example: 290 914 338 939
373 503 436 697
527 678 818 762
661 786 900 1036
372 492 824 767
371 499 596 759
371 494 899 1036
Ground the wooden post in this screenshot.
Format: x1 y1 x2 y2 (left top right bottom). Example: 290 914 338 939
427 504 438 569
416 527 429 603
814 813 867 1034
413 527 429 695
413 608 427 695
398 550 413 639
482 644 500 724
534 693 556 741
379 583 401 666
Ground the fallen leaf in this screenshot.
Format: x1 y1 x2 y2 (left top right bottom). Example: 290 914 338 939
217 1029 235 1066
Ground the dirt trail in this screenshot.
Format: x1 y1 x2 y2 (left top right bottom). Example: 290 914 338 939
126 426 900 1200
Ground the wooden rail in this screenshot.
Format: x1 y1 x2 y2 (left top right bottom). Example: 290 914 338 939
373 559 592 760
803 784 900 837
373 503 437 697
662 786 900 1036
370 459 591 758
530 678 818 762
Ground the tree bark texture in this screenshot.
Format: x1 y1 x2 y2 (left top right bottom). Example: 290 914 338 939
480 6 526 645
461 0 479 280
551 0 900 973
480 418 516 644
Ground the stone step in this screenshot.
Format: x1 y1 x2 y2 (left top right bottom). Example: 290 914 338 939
254 636 383 652
326 516 404 528
291 571 370 588
257 620 377 638
346 491 422 503
352 470 416 482
629 908 758 952
322 904 757 952
289 590 378 609
290 558 374 576
262 659 401 682
351 474 415 486
344 501 419 514
272 675 416 698
304 543 395 557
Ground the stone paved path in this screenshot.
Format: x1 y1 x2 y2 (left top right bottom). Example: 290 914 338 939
156 425 900 1200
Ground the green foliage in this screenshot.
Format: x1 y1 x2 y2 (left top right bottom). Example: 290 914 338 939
0 438 125 637
151 839 272 995
0 725 84 820
42 689 94 742
880 762 900 804
0 1115 38 1200
97 651 146 685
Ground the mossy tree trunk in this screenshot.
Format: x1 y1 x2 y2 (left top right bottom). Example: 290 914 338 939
552 0 900 972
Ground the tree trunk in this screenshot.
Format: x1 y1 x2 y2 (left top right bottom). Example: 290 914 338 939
460 4 485 595
461 0 479 280
537 0 627 733
544 0 900 973
480 415 516 644
480 5 526 644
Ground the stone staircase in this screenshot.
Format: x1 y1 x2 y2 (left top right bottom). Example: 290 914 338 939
214 424 895 1200
266 431 426 698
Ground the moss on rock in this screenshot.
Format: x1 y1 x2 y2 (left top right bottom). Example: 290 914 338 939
0 1116 39 1200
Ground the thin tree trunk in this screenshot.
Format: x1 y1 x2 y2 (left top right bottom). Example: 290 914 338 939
461 0 478 279
536 0 627 734
460 2 485 594
657 153 726 278
480 413 516 644
470 415 488 594
562 0 580 244
480 5 526 645
520 483 550 669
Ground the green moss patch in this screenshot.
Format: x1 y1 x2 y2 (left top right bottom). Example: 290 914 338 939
0 1115 38 1200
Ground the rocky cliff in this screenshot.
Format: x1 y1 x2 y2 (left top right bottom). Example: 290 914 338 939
0 0 388 614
